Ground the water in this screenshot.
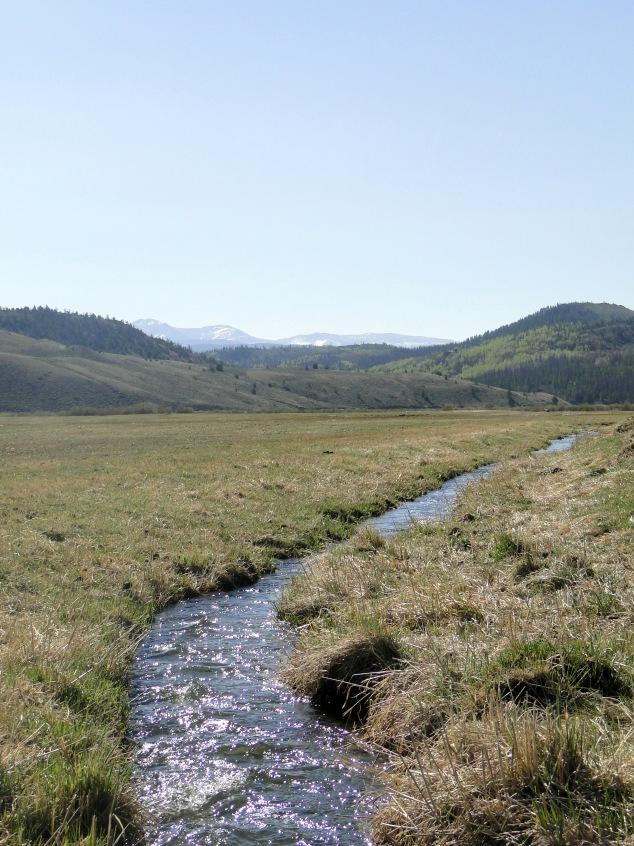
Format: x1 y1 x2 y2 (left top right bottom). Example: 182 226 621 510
366 432 579 536
129 433 578 845
366 464 495 536
534 433 578 454
129 563 376 846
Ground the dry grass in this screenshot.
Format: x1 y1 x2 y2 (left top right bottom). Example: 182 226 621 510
280 417 634 845
1 408 614 845
283 630 402 724
374 710 634 846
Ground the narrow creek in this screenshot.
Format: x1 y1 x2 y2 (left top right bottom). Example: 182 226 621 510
129 434 578 846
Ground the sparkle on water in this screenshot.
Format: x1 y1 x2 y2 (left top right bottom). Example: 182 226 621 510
129 434 578 845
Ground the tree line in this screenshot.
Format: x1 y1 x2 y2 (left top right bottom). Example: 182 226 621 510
0 306 193 360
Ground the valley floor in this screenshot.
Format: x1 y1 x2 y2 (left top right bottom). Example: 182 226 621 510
280 417 634 845
0 409 625 844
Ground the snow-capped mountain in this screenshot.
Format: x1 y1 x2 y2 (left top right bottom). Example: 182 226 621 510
134 320 452 351
133 320 268 349
276 332 452 348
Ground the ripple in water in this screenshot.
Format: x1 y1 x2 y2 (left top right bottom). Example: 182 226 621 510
129 562 378 846
129 434 578 845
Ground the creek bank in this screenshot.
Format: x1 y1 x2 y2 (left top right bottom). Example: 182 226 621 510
281 424 634 846
130 434 581 845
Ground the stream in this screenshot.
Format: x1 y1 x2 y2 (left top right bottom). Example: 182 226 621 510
129 433 578 845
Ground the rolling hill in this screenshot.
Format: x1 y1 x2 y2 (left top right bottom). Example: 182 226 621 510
0 328 553 413
376 302 634 404
0 307 192 360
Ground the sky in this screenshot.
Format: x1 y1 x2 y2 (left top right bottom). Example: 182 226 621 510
1 2 633 341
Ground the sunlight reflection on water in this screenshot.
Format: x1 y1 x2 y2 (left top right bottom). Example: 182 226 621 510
129 433 577 845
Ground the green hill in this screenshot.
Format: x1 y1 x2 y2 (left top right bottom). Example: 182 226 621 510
0 306 192 360
0 329 553 413
464 301 633 342
377 303 634 404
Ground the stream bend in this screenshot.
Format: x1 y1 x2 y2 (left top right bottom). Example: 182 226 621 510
129 433 577 845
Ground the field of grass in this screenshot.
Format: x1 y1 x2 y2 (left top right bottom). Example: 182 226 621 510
0 329 556 413
0 409 618 845
280 415 634 845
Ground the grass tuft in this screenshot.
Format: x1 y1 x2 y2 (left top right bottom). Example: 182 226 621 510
284 630 402 723
485 638 633 710
491 533 525 560
373 714 634 846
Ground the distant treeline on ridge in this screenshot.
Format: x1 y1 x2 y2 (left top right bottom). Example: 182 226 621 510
0 306 192 360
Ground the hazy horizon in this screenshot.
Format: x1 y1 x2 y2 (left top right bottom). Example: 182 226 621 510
2 3 633 339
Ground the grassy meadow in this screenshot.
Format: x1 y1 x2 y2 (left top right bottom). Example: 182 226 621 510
281 416 634 845
0 408 621 844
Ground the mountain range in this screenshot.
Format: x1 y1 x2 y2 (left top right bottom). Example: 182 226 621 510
133 319 451 350
0 302 631 412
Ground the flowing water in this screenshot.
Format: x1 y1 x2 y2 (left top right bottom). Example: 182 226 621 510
534 433 578 454
366 463 495 536
129 434 578 846
128 561 375 846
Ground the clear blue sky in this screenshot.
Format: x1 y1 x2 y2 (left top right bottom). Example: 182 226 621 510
1 2 632 340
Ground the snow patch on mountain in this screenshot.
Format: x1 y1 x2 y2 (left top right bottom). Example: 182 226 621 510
133 320 452 350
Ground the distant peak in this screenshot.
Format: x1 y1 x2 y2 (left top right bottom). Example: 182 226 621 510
133 320 453 350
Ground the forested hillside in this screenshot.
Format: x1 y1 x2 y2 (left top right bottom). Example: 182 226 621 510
378 304 634 403
217 343 418 370
462 301 633 344
472 350 634 404
0 307 192 360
